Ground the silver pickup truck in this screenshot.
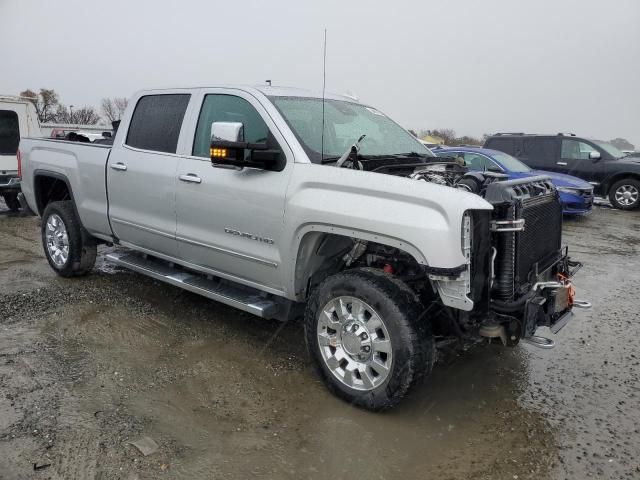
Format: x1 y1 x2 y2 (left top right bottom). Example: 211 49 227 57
18 86 586 410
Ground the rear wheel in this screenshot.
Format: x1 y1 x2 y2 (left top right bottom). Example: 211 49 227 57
609 179 640 210
2 192 20 212
41 201 97 277
305 268 435 410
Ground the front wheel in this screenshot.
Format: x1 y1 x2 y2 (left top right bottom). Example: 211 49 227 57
2 192 20 212
609 178 640 210
41 201 97 277
305 268 434 411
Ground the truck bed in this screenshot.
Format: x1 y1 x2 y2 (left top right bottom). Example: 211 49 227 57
20 137 113 238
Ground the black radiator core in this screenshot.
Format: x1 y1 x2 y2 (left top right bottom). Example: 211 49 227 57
516 194 563 286
484 176 562 301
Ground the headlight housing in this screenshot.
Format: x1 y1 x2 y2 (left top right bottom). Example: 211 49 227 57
557 186 591 195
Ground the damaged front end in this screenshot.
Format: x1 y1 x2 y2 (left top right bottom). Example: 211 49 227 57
465 177 588 347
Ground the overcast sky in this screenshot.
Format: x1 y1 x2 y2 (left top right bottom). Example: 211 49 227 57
1 0 639 145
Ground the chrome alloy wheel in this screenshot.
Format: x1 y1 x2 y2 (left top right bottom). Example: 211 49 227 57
317 296 393 391
45 213 70 267
615 184 639 206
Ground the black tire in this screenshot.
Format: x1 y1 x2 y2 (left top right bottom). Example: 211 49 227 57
457 177 482 194
608 178 640 210
304 268 435 411
2 192 20 212
41 201 97 277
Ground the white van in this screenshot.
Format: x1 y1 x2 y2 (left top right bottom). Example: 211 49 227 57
0 96 41 210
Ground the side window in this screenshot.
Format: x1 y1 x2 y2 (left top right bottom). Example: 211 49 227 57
193 95 270 158
0 110 20 155
561 140 598 160
486 138 515 155
125 94 190 154
522 138 557 166
463 153 491 170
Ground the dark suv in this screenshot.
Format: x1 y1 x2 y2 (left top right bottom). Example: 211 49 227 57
484 133 640 210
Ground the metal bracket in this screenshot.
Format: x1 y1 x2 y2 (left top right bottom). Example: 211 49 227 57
490 218 525 232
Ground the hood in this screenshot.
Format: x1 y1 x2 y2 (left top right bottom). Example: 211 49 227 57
613 156 640 166
531 170 592 188
506 169 591 189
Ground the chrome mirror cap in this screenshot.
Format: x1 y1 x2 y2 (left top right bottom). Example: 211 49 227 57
211 122 244 143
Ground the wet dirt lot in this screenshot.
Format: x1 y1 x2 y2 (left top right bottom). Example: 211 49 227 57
1 199 639 480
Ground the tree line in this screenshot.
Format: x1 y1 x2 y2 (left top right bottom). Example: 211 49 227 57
19 88 128 125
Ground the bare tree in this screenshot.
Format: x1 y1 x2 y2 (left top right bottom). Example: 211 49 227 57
101 97 128 122
19 88 60 123
55 104 101 125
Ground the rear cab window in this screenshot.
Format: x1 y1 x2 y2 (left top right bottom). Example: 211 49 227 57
125 94 191 154
0 110 20 155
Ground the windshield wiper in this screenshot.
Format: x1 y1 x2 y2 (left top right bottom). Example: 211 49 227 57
336 134 367 167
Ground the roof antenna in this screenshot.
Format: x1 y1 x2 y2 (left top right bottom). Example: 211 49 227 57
321 28 327 161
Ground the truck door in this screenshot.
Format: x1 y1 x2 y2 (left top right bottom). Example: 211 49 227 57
107 93 190 257
175 90 292 293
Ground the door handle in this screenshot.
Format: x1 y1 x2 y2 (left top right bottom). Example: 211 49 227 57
557 162 568 166
110 162 127 171
179 174 202 184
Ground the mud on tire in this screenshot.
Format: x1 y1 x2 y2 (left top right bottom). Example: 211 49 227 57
304 268 435 411
41 200 97 277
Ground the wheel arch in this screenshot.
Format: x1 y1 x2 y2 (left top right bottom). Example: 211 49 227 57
32 170 77 216
603 172 640 194
290 224 427 301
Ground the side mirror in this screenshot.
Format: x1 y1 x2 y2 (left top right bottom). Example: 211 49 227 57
589 151 601 160
210 121 280 170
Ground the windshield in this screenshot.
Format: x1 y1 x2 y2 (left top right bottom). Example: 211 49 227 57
269 96 433 163
594 141 626 159
491 152 531 173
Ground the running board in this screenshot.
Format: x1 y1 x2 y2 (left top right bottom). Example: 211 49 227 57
105 251 279 318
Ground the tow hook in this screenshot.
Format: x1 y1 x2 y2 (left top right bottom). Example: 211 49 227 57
572 299 592 309
522 335 555 349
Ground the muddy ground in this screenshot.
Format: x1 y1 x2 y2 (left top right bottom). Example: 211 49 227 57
1 198 639 480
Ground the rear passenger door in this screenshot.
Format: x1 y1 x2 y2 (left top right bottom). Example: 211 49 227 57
107 93 190 258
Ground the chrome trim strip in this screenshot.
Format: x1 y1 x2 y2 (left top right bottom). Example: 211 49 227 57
110 220 278 267
110 217 175 240
122 143 184 158
176 235 278 268
118 241 285 296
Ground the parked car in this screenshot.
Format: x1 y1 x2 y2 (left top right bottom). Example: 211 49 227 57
0 95 41 211
433 146 593 214
484 133 640 210
18 86 584 410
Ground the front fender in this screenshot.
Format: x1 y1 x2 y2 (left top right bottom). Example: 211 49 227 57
282 163 492 298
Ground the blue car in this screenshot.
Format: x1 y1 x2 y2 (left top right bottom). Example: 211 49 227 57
433 146 594 214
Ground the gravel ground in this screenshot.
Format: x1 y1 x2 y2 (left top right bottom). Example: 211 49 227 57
0 198 639 479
